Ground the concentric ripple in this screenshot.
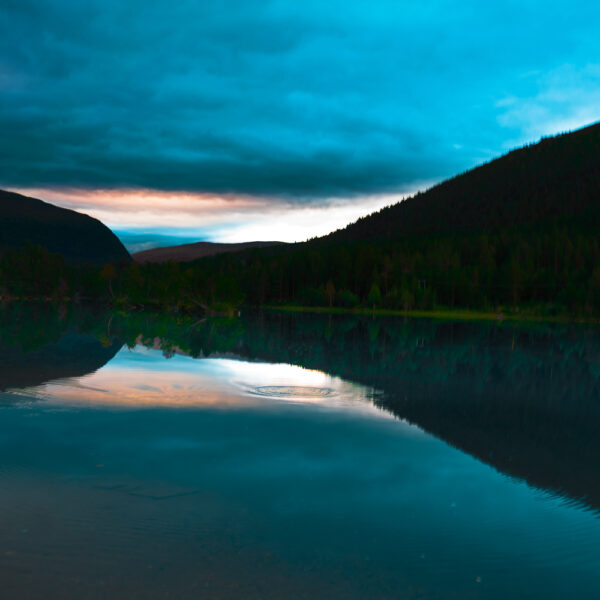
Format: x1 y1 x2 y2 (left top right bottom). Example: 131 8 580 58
252 385 335 399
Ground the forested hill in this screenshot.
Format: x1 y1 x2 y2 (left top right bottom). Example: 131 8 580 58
0 190 131 265
133 240 284 264
327 121 600 242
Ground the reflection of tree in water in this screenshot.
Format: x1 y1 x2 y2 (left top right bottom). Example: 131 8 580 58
235 312 600 514
4 303 600 513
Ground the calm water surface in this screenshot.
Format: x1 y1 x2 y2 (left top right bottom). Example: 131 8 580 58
1 307 599 598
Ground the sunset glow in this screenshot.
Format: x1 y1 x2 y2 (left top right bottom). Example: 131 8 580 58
29 347 384 416
11 187 416 244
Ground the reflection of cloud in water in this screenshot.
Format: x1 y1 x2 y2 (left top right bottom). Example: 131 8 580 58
26 347 388 418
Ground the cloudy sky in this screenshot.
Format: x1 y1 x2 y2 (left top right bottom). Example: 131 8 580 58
1 1 599 249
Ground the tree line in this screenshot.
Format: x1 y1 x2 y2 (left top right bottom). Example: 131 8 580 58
2 218 600 318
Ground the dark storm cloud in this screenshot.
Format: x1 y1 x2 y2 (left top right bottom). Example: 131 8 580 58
1 0 599 200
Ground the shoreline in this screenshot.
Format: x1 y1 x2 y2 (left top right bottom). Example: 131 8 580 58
260 304 600 325
2 298 599 325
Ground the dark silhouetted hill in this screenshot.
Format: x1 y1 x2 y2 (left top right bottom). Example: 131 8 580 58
327 121 600 241
133 240 284 263
0 190 131 265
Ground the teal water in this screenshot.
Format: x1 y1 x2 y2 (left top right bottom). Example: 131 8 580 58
1 308 599 598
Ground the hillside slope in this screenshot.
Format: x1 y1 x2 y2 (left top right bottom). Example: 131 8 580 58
0 190 131 265
328 121 600 241
133 240 283 263
157 122 600 314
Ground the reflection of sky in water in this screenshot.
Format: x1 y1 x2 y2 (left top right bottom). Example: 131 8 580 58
27 346 387 417
2 343 600 598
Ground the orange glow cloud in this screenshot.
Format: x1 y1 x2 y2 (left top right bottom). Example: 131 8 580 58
36 368 251 408
9 186 428 242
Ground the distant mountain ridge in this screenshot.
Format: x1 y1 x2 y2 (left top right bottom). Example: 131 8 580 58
0 190 131 265
326 121 600 241
133 240 284 264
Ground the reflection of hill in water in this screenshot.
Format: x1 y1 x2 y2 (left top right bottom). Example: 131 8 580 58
0 332 122 391
228 313 600 514
3 304 600 514
100 310 600 513
0 304 122 392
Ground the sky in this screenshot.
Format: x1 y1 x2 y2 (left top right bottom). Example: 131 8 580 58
1 0 599 249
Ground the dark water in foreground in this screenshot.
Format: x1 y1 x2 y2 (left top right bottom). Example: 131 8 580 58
1 306 600 599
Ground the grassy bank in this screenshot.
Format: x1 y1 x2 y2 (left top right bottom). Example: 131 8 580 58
261 304 600 324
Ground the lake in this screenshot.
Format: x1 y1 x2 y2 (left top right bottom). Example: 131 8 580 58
1 305 599 599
